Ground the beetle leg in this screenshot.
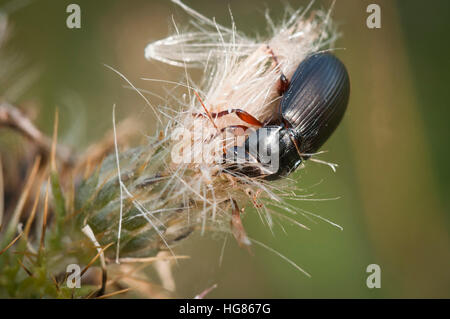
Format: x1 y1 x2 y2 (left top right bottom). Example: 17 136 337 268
287 127 305 160
219 124 250 134
230 199 251 250
213 125 253 162
192 107 262 158
217 125 250 142
193 109 263 127
266 45 290 95
277 74 290 95
206 124 250 151
266 45 282 69
227 109 263 127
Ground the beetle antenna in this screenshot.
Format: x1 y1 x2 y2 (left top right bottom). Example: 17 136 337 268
286 128 338 172
194 91 219 132
194 91 227 154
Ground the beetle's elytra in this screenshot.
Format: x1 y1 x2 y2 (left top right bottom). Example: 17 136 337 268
227 52 350 180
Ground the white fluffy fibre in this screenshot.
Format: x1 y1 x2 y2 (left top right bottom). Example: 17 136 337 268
146 0 337 122
147 0 340 226
112 0 342 273
145 0 338 168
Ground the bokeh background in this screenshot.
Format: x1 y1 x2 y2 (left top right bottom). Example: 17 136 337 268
1 0 450 298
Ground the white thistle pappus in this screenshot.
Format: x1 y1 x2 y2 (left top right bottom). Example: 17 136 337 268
104 0 346 276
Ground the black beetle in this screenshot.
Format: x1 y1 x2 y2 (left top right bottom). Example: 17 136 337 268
224 52 350 180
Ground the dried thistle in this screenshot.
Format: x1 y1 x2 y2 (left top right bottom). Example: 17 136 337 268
0 0 346 298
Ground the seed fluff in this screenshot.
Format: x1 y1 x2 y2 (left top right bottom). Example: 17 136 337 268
90 0 343 276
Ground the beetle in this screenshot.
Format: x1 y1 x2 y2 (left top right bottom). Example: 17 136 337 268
190 52 349 247
220 52 350 180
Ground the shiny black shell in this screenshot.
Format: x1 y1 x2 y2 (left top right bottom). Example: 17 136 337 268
226 52 350 180
281 52 350 155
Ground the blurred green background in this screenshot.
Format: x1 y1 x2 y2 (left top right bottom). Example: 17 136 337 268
1 0 450 298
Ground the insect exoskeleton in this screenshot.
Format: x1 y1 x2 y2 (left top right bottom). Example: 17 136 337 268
222 52 350 180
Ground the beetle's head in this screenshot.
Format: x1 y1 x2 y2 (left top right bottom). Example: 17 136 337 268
223 125 303 180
